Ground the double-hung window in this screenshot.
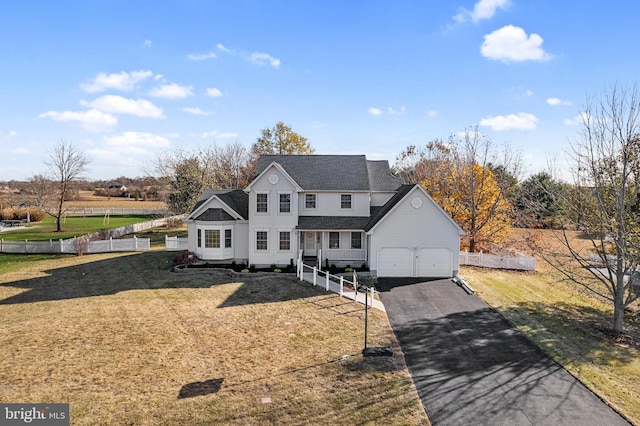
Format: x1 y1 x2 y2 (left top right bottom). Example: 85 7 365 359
341 194 352 209
305 194 316 209
225 229 232 248
256 193 268 213
279 231 291 251
351 232 362 249
256 231 268 251
279 193 291 213
329 232 340 249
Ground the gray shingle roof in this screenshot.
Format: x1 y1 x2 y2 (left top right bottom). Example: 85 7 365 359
195 208 236 221
255 155 404 191
189 189 249 220
364 184 417 231
297 216 372 230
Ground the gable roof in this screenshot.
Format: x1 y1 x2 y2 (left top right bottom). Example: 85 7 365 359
187 189 249 221
254 155 404 191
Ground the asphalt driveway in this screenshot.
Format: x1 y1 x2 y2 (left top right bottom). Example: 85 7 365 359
377 278 630 426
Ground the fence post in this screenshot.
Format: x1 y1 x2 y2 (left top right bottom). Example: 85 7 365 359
1 239 3 253
325 272 329 291
313 267 317 286
134 235 137 249
59 239 63 253
370 287 374 308
339 276 344 297
25 240 28 254
110 237 113 251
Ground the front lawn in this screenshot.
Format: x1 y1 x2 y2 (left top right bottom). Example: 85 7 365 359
0 251 428 425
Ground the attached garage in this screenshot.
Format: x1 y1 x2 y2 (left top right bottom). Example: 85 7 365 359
377 247 453 278
417 248 452 277
378 247 414 277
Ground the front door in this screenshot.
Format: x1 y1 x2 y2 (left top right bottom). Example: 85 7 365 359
304 232 321 257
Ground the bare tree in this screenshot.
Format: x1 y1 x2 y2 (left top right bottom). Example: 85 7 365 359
44 141 90 232
28 174 52 208
545 83 640 333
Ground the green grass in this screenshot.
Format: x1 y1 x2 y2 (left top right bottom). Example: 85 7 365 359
462 266 640 424
0 215 154 241
0 253 73 275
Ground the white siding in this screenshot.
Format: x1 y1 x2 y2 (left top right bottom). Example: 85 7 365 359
299 192 369 216
369 187 461 277
248 165 300 267
370 192 396 207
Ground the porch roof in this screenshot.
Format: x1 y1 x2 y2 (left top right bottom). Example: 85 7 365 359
296 216 370 230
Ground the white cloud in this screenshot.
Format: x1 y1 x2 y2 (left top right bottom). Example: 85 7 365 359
388 106 406 116
81 95 164 118
149 83 194 99
1 130 18 138
183 107 213 116
81 70 153 93
143 40 152 48
188 51 217 61
368 107 383 116
101 131 171 154
481 25 551 63
201 130 238 139
547 97 572 106
205 87 223 97
454 0 510 23
480 112 538 131
38 109 118 131
250 52 281 68
217 43 281 68
427 110 439 117
564 113 589 126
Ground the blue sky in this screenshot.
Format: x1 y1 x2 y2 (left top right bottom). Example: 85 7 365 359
1 0 638 181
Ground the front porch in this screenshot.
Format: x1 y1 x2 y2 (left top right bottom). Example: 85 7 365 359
298 230 367 268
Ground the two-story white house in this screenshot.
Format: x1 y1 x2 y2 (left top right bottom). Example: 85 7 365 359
184 155 463 278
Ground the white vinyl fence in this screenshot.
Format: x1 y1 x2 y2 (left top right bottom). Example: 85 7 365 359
0 236 150 254
0 216 183 255
459 251 536 271
165 236 189 251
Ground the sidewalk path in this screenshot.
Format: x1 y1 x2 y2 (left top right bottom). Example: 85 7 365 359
300 269 385 312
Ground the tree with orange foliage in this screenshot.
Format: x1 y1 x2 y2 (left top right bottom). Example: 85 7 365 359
395 127 520 252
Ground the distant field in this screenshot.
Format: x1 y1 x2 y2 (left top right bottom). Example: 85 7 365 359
66 190 167 210
0 215 154 241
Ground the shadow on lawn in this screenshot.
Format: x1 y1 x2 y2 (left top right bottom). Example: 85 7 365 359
0 251 320 307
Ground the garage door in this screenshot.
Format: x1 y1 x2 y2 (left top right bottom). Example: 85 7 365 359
378 247 414 277
417 248 452 277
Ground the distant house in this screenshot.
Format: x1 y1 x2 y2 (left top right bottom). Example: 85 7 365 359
108 184 127 192
184 155 464 278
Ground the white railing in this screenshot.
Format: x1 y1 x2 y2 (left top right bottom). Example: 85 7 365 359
459 251 536 271
165 236 189 251
323 248 366 261
0 236 150 254
296 251 384 311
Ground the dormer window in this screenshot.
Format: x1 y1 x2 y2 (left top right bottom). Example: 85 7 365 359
305 194 317 209
341 194 352 209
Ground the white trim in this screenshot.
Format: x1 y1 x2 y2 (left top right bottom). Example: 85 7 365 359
304 193 317 210
245 162 303 192
255 191 270 215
